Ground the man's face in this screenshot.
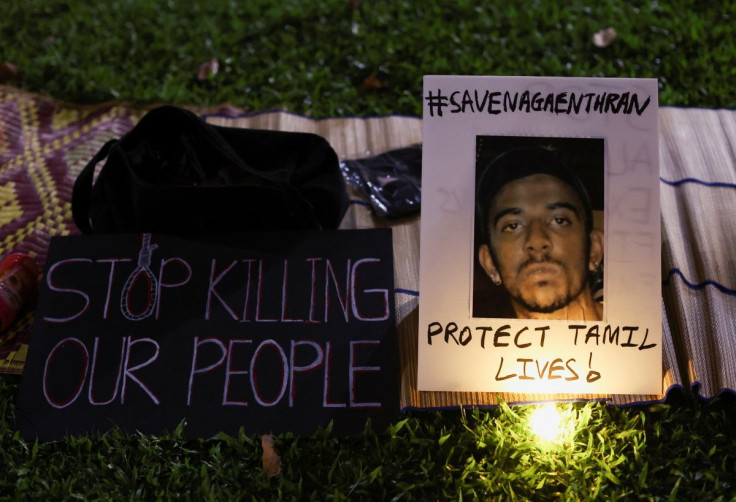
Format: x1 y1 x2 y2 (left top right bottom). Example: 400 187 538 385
480 173 593 314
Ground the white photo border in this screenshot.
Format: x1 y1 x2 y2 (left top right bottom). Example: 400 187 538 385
418 76 661 395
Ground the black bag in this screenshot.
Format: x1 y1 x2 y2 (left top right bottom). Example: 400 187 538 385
72 106 349 234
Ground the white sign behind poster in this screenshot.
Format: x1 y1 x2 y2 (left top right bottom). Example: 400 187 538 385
418 76 660 395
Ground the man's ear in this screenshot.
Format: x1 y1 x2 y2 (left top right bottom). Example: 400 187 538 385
588 229 604 272
479 244 502 286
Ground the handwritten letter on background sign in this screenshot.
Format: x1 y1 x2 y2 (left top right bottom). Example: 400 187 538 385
16 229 398 439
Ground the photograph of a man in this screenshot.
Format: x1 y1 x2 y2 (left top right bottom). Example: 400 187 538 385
474 139 604 321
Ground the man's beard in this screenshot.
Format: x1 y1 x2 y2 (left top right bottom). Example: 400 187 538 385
508 256 588 314
489 234 593 315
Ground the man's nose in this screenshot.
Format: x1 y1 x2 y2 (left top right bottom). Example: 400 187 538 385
525 220 551 254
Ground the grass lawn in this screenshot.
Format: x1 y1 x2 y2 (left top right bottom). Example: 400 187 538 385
2 0 734 115
2 0 736 499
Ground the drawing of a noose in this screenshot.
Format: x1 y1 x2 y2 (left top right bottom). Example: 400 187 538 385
121 233 159 321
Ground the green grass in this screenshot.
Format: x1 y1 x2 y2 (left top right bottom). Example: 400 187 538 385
1 0 734 116
2 370 736 500
2 0 736 499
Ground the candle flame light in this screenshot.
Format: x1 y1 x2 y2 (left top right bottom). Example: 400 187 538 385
528 404 573 446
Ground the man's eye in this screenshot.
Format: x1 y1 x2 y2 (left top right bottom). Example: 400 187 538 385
501 222 520 232
552 217 570 226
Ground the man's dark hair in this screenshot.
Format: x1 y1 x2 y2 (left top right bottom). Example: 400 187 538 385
476 146 594 245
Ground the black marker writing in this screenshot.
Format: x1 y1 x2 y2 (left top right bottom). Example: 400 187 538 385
569 324 657 350
425 88 651 117
427 321 547 349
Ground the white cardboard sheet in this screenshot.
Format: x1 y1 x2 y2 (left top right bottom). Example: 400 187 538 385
418 76 661 395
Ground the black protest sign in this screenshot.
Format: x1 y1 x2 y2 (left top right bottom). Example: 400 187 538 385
15 229 398 439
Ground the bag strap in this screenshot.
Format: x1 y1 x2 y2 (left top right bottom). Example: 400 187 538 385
72 139 117 234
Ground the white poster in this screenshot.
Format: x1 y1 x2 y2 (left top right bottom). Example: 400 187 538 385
418 76 661 395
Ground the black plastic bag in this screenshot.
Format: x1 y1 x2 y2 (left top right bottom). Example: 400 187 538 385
340 144 421 219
